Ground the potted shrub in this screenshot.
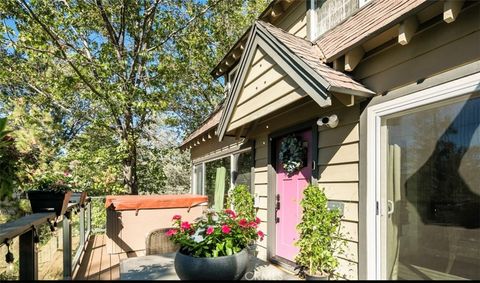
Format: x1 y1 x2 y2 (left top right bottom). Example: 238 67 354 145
226 184 259 278
27 172 73 216
226 184 258 252
166 208 264 280
295 184 346 280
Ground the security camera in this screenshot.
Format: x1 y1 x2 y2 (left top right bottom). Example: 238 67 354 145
317 114 339 128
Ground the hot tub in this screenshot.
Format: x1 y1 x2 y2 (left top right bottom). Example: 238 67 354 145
105 194 208 255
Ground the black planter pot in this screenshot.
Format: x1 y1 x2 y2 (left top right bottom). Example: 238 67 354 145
27 190 72 216
69 191 87 207
174 248 248 280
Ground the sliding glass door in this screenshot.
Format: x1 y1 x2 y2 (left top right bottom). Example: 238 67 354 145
382 92 480 280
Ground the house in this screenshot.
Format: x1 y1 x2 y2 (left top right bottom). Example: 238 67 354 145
180 0 480 280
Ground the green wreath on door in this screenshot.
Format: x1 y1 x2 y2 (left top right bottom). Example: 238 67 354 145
278 134 307 175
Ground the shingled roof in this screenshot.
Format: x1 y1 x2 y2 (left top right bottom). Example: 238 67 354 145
258 21 374 96
316 0 429 61
184 0 430 146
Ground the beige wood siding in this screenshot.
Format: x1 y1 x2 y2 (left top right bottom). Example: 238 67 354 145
228 47 307 132
317 104 360 280
253 134 269 257
246 97 361 277
276 1 307 38
354 4 480 94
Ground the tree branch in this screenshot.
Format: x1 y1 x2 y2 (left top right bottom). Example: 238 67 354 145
128 0 160 84
95 0 119 47
17 0 104 99
146 0 223 52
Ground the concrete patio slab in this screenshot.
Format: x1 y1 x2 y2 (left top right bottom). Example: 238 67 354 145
119 252 300 280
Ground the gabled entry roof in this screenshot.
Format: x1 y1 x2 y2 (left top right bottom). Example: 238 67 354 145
217 21 374 141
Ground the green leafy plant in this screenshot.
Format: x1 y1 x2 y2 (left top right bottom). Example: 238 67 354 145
30 171 75 193
279 134 307 175
0 117 18 201
295 184 346 278
226 184 255 222
166 209 263 258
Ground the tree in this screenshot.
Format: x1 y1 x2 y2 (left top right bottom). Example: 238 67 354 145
0 0 268 194
0 117 17 201
163 0 270 134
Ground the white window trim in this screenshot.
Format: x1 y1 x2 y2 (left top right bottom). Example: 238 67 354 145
365 72 480 279
307 0 317 41
359 0 370 8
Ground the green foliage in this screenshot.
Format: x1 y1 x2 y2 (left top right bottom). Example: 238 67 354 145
137 144 191 195
90 197 106 233
0 0 270 194
295 184 346 277
226 184 255 222
162 0 270 134
279 134 307 175
0 117 18 201
29 171 74 192
166 209 263 258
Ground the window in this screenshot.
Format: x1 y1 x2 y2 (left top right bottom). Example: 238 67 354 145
205 157 231 209
310 0 361 40
193 164 203 195
233 150 254 190
192 148 253 209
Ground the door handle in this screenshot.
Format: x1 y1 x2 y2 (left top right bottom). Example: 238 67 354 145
275 194 280 223
387 200 395 215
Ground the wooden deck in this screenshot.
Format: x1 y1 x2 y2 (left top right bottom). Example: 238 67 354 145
74 234 128 280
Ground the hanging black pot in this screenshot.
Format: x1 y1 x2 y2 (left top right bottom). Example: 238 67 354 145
27 190 72 216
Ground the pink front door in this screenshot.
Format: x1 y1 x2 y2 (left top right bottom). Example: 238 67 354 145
275 129 312 262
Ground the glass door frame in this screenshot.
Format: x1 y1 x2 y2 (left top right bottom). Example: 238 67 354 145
365 72 480 279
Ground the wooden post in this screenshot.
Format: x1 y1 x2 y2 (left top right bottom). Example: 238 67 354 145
63 212 72 280
19 229 38 280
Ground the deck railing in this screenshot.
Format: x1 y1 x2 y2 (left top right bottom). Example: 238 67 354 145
0 199 93 280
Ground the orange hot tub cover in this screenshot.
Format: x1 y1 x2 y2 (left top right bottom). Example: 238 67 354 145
105 194 208 211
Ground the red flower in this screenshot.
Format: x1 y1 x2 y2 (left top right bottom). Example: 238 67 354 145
225 209 236 219
172 215 182 221
165 229 178 237
238 218 248 228
255 217 261 224
221 225 231 234
206 226 214 235
257 230 265 241
181 221 191 230
248 221 258 228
